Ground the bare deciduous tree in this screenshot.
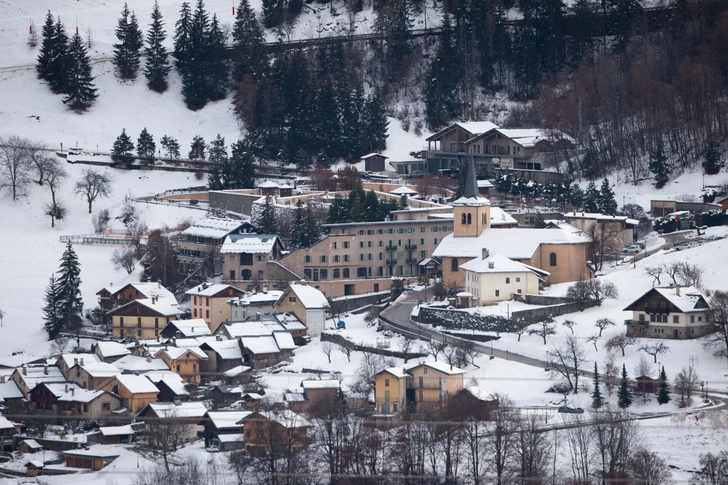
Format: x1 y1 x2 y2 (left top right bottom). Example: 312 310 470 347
427 339 447 361
74 168 113 213
605 334 636 356
674 365 700 408
596 318 616 337
587 334 599 351
562 319 578 334
337 343 353 362
550 336 587 393
112 247 138 274
92 208 111 233
144 409 192 472
590 280 619 306
628 449 672 485
639 342 670 363
704 290 728 361
592 409 641 481
644 265 664 286
0 135 34 200
528 316 556 345
321 341 334 364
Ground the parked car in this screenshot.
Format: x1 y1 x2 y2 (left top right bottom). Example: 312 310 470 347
621 245 641 254
407 170 424 178
558 406 585 414
674 243 694 251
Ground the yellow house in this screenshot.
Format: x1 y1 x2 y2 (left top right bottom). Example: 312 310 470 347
407 362 465 413
98 374 158 414
460 249 546 306
185 283 245 333
374 368 410 416
154 348 207 384
109 298 182 340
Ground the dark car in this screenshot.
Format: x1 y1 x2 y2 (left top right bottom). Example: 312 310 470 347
558 406 584 414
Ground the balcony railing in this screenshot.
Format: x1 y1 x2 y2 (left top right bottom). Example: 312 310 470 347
386 258 398 265
406 257 418 263
385 244 397 251
405 243 417 250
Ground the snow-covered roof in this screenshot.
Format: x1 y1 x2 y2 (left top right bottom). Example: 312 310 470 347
227 290 284 307
456 291 473 297
185 284 243 299
221 234 279 254
433 225 591 260
205 411 251 430
640 286 708 313
58 388 106 404
113 355 169 373
477 180 494 188
240 336 280 354
274 313 308 332
563 211 638 226
181 218 247 239
14 366 66 390
75 362 119 378
407 361 466 375
202 339 244 360
302 379 340 390
131 298 182 317
154 347 207 361
217 433 245 443
57 353 101 369
223 321 273 338
242 410 311 428
144 372 189 396
463 386 494 401
94 342 131 359
223 365 251 377
163 319 212 337
257 180 280 188
285 392 306 402
273 332 296 351
452 195 491 207
65 447 121 458
285 283 330 309
460 252 544 275
390 186 418 196
112 282 177 304
427 121 499 141
39 382 82 398
361 153 388 159
0 416 16 430
116 374 159 394
145 401 208 418
378 367 410 379
489 207 517 226
20 439 42 449
99 425 135 436
0 380 23 401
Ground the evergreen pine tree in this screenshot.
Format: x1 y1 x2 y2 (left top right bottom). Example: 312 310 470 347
173 2 193 73
454 158 469 199
617 363 633 408
207 14 229 101
649 141 670 188
591 362 603 408
207 135 228 189
231 0 266 81
582 180 600 212
160 136 181 159
657 365 671 405
36 11 57 81
290 200 306 249
702 139 722 176
42 274 63 338
182 0 211 109
63 32 98 111
112 129 135 163
56 242 83 334
189 135 207 160
361 92 389 153
304 203 320 246
113 3 144 80
229 140 255 189
137 128 156 160
144 1 172 92
257 196 278 234
424 12 460 130
597 178 618 215
48 17 70 94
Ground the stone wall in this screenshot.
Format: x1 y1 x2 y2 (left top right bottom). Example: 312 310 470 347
321 332 426 360
330 291 391 315
209 191 260 216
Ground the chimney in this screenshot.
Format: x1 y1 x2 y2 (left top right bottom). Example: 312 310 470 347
216 335 223 341
0 376 5 384
65 384 69 393
482 248 489 259
44 365 48 375
157 281 161 288
22 365 26 376
256 312 261 321
71 388 75 396
80 358 84 366
74 358 78 366
174 398 181 406
676 286 680 296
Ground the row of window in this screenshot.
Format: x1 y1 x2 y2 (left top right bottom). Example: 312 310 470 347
302 265 419 280
119 317 163 328
192 296 210 307
178 248 202 258
229 269 264 280
353 226 453 237
192 308 211 319
470 143 523 156
234 253 266 266
638 313 705 324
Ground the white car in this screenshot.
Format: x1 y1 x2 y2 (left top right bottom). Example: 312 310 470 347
621 245 641 254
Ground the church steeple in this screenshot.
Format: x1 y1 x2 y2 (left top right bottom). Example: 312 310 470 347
452 157 491 237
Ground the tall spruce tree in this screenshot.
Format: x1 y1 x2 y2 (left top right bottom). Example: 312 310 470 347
207 14 229 101
617 363 633 408
424 12 460 130
257 196 278 234
113 3 144 80
48 17 70 94
36 11 57 81
144 1 172 92
56 242 83 335
703 139 722 176
137 128 156 160
182 0 211 109
112 129 135 163
582 180 600 212
657 366 671 405
290 200 306 249
597 178 618 215
173 2 193 73
42 274 63 338
649 141 670 188
63 32 98 111
361 92 389 154
591 362 603 408
231 0 266 81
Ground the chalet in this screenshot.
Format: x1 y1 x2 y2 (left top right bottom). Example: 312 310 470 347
28 382 120 419
221 234 284 285
222 365 252 385
93 342 131 363
11 365 65 398
98 374 159 414
186 284 246 333
211 385 245 408
66 361 119 389
238 410 312 457
274 282 330 338
424 121 498 176
287 379 341 413
460 249 547 307
200 410 251 451
226 290 283 322
109 297 182 340
433 159 592 287
160 318 213 339
98 282 177 310
138 402 208 445
0 415 18 451
56 353 101 377
624 286 714 339
153 347 207 384
144 371 190 402
95 424 138 444
65 448 120 470
200 339 244 374
18 439 42 454
177 218 259 277
0 378 25 412
113 354 169 374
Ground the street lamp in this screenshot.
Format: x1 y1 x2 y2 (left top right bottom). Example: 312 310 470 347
545 350 550 370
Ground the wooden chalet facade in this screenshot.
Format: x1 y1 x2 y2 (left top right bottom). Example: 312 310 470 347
624 286 714 339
